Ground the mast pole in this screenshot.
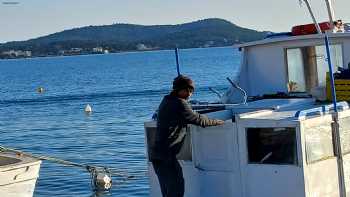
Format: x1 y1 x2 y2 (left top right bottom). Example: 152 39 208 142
175 48 181 76
325 0 335 30
302 0 322 34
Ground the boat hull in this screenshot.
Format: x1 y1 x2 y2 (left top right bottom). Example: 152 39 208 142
1 178 39 197
0 153 41 197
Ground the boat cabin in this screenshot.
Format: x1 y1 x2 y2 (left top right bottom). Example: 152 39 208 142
236 33 350 99
145 32 350 197
145 98 350 197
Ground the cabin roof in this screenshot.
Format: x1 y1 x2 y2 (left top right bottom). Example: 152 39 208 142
230 98 315 121
235 32 350 49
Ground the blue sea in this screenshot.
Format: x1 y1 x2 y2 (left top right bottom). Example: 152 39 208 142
0 47 240 197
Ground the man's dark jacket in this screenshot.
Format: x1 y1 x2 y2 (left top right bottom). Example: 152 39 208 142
150 94 221 161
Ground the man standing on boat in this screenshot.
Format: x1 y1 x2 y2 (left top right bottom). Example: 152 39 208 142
151 75 225 197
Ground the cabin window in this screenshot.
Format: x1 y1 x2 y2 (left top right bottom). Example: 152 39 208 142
247 127 297 165
340 116 350 155
287 49 306 91
286 44 343 93
304 122 334 164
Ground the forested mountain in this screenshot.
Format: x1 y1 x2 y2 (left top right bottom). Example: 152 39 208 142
0 18 269 57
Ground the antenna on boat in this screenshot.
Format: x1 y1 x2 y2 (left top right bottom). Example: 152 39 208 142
324 0 335 30
300 0 322 34
175 48 181 76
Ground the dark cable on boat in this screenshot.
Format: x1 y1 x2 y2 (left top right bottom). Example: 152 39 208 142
175 48 181 76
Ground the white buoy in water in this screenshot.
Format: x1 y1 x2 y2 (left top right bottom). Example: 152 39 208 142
85 104 92 113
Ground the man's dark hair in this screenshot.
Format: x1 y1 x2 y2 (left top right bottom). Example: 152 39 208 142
172 75 195 91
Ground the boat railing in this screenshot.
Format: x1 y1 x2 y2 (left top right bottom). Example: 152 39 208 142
295 101 349 119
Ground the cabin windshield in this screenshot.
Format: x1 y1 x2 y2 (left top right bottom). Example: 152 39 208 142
247 127 297 165
286 44 343 93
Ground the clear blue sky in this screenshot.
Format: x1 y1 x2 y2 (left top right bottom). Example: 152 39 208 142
0 0 349 43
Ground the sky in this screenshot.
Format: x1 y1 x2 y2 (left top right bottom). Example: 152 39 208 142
0 0 349 43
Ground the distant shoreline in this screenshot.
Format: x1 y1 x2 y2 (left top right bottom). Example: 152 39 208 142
0 45 238 61
0 18 267 60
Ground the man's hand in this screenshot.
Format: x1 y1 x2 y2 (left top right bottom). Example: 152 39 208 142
215 119 225 125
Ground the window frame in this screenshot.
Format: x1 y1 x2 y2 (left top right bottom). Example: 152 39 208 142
245 127 299 166
284 42 344 93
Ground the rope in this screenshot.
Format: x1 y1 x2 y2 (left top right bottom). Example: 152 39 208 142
0 145 143 191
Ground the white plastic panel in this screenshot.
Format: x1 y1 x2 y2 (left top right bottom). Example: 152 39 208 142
342 154 350 196
339 112 350 195
339 116 350 154
305 158 340 197
304 122 334 163
198 171 241 197
302 116 340 197
244 44 287 96
245 165 305 197
191 121 237 171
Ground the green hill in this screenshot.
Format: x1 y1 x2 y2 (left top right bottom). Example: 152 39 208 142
0 18 268 57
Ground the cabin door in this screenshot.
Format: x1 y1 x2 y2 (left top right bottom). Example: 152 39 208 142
191 121 242 197
238 126 305 197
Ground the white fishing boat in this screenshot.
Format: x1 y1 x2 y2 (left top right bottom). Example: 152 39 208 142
145 1 350 196
0 152 41 197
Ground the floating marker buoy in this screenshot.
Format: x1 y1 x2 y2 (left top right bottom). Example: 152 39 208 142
37 87 44 93
85 104 92 113
95 172 112 190
89 167 112 191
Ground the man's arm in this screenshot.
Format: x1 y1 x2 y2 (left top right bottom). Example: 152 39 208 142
180 100 224 127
